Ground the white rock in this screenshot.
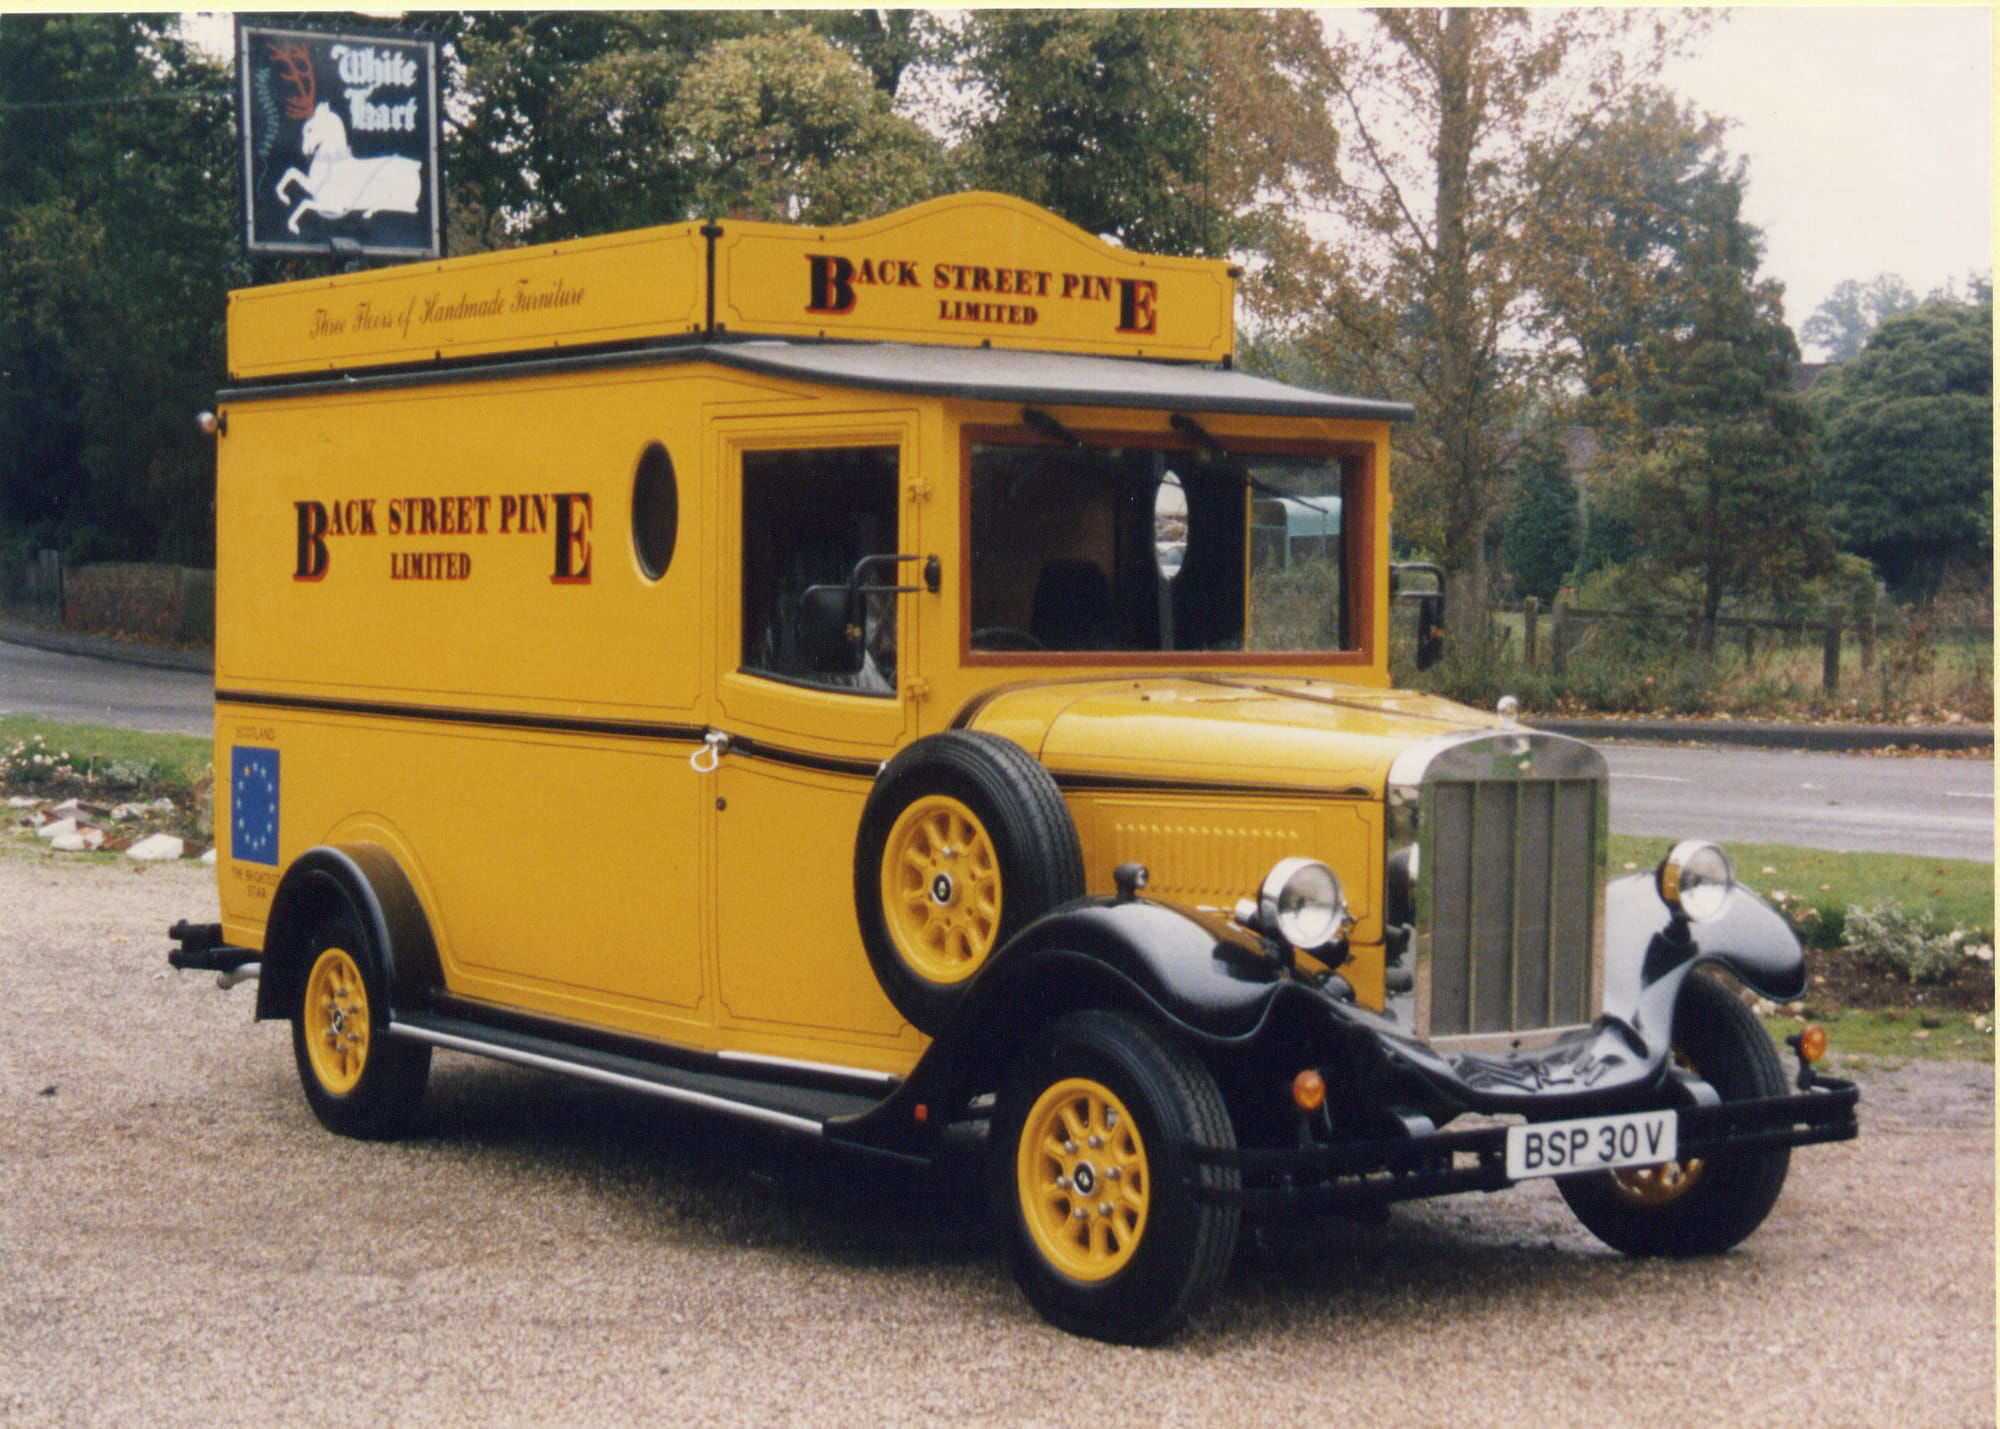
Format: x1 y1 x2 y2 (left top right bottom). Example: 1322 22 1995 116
6 796 41 809
200 847 217 866
126 833 185 862
109 803 147 823
35 818 77 842
50 833 90 852
148 798 177 814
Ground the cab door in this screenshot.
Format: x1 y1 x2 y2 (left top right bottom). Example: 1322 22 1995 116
704 413 927 1062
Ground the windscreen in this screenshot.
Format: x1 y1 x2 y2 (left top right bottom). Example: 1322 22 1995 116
969 441 1350 655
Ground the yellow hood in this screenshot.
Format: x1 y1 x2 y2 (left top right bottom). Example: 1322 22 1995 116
961 676 1501 796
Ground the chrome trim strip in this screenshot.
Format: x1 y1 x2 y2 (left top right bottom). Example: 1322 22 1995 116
716 1049 900 1088
386 1025 826 1136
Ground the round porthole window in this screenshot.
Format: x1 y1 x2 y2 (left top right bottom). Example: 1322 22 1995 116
632 442 679 580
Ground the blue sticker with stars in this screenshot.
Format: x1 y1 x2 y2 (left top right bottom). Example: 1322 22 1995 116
230 746 280 866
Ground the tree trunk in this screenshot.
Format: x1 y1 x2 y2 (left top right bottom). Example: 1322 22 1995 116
1432 9 1488 645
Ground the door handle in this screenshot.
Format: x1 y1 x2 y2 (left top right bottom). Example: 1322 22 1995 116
689 729 731 774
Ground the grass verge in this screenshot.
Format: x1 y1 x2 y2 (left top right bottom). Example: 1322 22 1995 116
1764 1010 1995 1066
0 714 210 795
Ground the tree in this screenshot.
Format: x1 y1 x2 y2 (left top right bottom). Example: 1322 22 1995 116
661 27 951 225
1550 90 1831 646
1499 429 1580 602
0 15 241 564
951 9 1340 278
1808 298 1992 596
449 12 961 246
1800 274 1918 363
1300 9 1705 639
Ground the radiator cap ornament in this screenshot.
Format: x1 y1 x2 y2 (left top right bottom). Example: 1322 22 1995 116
1496 694 1520 729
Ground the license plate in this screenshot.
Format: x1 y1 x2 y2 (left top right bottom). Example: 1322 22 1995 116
1505 1109 1678 1181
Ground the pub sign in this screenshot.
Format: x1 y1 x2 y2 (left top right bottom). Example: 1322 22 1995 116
237 23 441 259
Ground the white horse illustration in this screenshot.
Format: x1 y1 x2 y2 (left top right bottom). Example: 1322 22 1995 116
274 103 422 235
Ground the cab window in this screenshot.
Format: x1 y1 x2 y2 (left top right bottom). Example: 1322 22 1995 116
969 440 1351 654
741 446 900 693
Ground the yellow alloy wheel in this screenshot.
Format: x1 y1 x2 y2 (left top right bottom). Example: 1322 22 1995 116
303 945 371 1095
1608 1157 1706 1206
879 794 1002 985
1017 1076 1149 1283
1612 1048 1704 1204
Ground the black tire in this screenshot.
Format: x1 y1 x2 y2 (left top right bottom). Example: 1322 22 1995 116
1559 973 1790 1257
854 731 1083 1032
289 893 430 1140
990 1009 1241 1345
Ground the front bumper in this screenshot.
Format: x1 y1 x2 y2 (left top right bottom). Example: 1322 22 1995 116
1186 1072 1858 1214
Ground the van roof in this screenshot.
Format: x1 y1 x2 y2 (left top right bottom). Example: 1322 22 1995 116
708 341 1414 422
220 336 1414 424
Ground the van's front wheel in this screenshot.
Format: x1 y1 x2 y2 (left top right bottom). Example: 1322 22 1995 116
991 1010 1239 1344
1559 973 1790 1256
290 902 429 1140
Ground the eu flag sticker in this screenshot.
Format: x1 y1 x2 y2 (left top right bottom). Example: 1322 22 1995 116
230 746 281 866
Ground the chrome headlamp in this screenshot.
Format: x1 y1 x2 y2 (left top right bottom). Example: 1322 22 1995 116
1256 857 1349 950
1657 840 1734 922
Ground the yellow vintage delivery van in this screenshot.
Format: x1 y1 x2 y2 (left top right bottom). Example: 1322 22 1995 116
171 192 1855 1343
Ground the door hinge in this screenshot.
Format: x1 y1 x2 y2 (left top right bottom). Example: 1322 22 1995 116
907 478 931 503
904 677 932 703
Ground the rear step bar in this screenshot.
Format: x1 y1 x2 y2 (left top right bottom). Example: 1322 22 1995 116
386 1011 892 1137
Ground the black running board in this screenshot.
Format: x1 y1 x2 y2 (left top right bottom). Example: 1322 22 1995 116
386 1011 889 1136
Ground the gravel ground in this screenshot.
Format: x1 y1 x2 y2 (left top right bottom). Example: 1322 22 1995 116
2 851 1992 1427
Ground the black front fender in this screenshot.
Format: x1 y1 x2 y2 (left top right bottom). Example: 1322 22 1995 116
828 897 1308 1156
1604 872 1806 1051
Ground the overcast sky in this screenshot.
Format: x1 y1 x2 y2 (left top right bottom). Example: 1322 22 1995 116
187 6 1992 358
1657 5 1992 357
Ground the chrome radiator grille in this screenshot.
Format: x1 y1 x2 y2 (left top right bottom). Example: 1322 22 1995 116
1387 731 1607 1048
1423 776 1599 1038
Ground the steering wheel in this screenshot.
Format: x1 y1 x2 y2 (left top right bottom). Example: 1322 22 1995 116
972 626 1045 652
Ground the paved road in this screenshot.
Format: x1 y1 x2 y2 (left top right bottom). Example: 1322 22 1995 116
1 855 1991 1426
1 639 1989 860
0 639 212 737
1603 743 1993 862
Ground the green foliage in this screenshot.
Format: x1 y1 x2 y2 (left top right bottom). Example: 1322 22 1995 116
1499 429 1580 601
1807 298 1993 597
1840 904 1987 985
662 28 951 225
0 15 243 565
1801 274 1918 363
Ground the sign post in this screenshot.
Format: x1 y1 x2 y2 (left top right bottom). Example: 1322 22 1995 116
237 23 441 261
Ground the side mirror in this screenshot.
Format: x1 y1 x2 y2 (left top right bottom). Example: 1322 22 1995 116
797 584 859 675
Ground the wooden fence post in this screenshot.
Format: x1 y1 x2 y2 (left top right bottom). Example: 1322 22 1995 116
1740 621 1756 662
1523 596 1539 667
1822 610 1843 694
1859 611 1876 672
1551 599 1568 675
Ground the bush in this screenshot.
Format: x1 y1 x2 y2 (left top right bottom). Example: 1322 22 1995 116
1840 903 1985 984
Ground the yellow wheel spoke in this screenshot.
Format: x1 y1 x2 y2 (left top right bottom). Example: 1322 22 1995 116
1017 1076 1149 1283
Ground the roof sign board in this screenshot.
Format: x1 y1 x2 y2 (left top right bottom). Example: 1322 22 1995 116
226 225 709 380
227 193 1240 378
238 23 441 259
713 193 1236 362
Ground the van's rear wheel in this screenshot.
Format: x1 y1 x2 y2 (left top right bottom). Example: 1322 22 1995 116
290 900 429 1140
855 732 1082 1032
991 1010 1240 1345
